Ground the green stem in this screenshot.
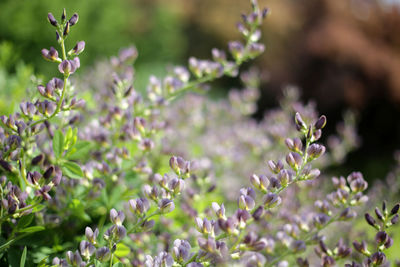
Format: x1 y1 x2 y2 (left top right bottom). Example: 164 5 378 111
183 253 198 267
229 229 247 253
0 232 31 252
109 253 113 267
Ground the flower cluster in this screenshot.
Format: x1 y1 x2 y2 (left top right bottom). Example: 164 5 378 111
0 1 398 266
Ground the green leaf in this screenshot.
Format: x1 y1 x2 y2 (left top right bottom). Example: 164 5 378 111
19 226 45 233
53 130 64 158
72 127 78 147
37 256 49 267
66 141 93 160
68 199 91 222
20 246 27 267
32 204 46 212
17 214 34 229
114 243 130 257
113 263 123 267
62 161 84 179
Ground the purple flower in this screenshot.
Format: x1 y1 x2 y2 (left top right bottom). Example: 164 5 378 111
58 57 80 75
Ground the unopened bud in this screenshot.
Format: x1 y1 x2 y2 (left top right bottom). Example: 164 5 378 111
47 13 58 27
63 22 70 37
69 13 79 26
315 115 327 130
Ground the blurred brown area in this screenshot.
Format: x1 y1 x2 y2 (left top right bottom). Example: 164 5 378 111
172 0 400 108
135 0 400 177
150 0 400 178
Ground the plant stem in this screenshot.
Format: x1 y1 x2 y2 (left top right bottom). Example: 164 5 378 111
0 232 31 252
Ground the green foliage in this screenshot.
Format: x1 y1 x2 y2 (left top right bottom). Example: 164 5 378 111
0 0 187 75
0 42 36 115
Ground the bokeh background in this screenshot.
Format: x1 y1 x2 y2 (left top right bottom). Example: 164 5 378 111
1 0 400 181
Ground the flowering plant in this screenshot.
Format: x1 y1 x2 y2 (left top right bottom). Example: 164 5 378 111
0 1 398 266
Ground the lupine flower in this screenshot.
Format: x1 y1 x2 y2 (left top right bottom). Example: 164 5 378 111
158 198 175 213
69 41 85 56
96 247 111 262
172 239 191 262
41 47 60 62
85 227 99 244
58 57 80 75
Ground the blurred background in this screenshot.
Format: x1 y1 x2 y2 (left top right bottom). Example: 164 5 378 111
0 0 400 181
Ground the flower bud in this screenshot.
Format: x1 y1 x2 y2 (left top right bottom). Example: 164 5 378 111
20 102 36 117
375 207 384 221
364 213 377 228
58 60 72 75
278 169 292 187
212 48 226 62
85 227 99 244
141 219 155 232
195 217 213 234
313 129 322 141
238 195 255 210
305 168 320 180
285 138 302 152
31 154 44 165
371 252 386 265
172 239 191 263
391 214 399 225
339 207 356 220
267 160 284 174
129 198 150 215
212 202 226 219
96 247 111 262
69 13 79 26
384 237 393 249
80 240 95 260
66 250 82 266
307 144 325 160
43 166 55 180
169 178 185 195
229 41 245 62
198 237 216 253
0 160 13 172
250 174 269 191
315 115 327 130
295 112 307 131
63 22 70 37
286 152 302 170
263 193 281 209
252 206 264 220
69 41 85 56
41 47 59 62
248 43 265 58
110 209 125 225
61 8 66 21
159 199 175 214
375 231 388 245
352 240 368 254
48 13 58 27
391 203 400 216
322 255 335 267
188 57 202 78
52 167 62 186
